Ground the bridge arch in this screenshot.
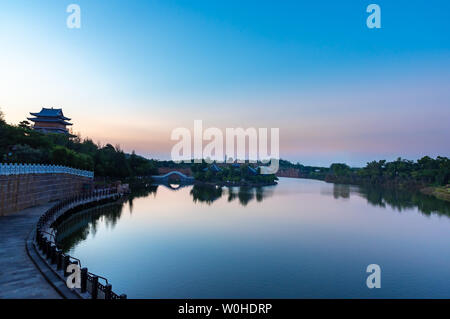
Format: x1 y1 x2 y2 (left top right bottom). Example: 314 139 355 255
151 171 195 183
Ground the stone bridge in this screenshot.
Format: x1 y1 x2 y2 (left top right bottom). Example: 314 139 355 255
151 171 195 183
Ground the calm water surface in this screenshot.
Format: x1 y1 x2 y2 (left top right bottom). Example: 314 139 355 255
56 178 450 298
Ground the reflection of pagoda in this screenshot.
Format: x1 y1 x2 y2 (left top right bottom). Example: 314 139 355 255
28 107 72 134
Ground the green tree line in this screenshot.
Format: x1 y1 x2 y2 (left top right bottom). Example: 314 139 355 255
279 157 450 187
191 161 278 185
0 112 156 178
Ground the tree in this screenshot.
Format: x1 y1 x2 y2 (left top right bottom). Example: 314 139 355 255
363 160 386 177
330 163 351 176
18 120 31 129
0 107 5 124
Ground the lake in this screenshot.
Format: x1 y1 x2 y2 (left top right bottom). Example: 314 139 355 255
55 178 450 298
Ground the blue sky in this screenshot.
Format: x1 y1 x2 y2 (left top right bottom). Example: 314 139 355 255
0 0 449 166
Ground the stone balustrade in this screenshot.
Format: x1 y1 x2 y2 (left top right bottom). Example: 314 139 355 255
0 163 94 179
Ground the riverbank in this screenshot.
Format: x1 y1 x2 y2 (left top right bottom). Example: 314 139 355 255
277 173 450 203
324 176 450 203
277 156 449 202
421 185 450 202
325 176 450 203
194 180 277 188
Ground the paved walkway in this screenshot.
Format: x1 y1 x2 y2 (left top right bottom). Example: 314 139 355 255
0 204 61 298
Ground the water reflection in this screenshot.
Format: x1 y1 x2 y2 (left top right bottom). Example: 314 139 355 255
190 185 274 206
55 183 278 250
333 184 350 199
53 178 450 298
55 203 125 252
126 185 158 214
56 180 450 253
318 183 450 217
357 185 450 217
190 185 223 204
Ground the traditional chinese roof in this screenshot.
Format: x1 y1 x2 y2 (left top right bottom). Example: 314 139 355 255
210 164 222 172
248 166 258 175
29 108 71 121
27 117 73 125
28 108 73 135
34 127 70 134
203 164 222 173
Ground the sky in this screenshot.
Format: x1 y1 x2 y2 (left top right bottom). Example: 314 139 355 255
0 0 449 166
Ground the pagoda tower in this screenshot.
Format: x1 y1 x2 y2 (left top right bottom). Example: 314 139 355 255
28 107 72 134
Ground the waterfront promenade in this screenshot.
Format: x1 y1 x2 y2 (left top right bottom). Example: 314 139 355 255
0 204 60 298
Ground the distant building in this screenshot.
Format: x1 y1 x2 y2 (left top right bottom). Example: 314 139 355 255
259 166 274 175
203 164 222 173
28 108 72 134
248 166 258 175
210 164 222 172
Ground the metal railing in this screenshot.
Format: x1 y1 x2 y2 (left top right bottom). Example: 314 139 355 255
35 188 126 299
0 163 94 178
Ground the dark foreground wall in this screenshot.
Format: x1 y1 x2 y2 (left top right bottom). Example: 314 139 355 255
0 174 93 216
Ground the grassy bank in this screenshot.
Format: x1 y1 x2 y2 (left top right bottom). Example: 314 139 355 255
421 185 450 202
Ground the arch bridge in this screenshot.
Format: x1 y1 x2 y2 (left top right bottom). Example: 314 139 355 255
151 171 195 184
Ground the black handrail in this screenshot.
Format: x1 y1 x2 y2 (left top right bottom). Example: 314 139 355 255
35 188 127 299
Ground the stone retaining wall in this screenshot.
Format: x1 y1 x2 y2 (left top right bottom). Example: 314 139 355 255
0 174 93 216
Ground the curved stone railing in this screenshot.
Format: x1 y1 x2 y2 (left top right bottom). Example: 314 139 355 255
34 188 126 299
0 163 94 178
